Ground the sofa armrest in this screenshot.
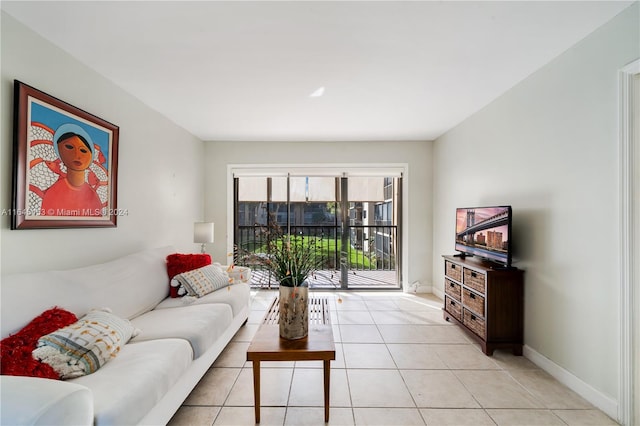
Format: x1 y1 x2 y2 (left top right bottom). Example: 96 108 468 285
1 376 93 425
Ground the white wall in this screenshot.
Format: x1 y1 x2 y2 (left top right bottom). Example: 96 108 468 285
203 140 432 290
432 3 639 418
0 13 205 275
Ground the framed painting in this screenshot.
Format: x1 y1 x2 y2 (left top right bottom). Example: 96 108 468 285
11 80 120 229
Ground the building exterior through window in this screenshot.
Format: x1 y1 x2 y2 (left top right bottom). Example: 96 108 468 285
233 172 402 290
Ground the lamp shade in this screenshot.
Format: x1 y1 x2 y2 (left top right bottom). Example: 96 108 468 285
194 222 214 244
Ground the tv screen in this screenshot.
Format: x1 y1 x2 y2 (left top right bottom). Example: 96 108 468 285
455 206 512 266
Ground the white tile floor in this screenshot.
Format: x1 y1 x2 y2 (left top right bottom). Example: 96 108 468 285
167 290 618 426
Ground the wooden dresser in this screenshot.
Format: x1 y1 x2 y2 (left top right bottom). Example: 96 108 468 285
442 255 524 356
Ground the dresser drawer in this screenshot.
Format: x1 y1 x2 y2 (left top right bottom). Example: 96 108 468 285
444 278 461 302
463 308 486 338
462 288 485 316
444 295 462 322
445 261 462 282
463 268 486 294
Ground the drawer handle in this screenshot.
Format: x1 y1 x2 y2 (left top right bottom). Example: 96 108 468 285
450 300 456 306
470 314 477 320
451 264 457 269
449 282 455 287
471 271 477 278
469 293 476 299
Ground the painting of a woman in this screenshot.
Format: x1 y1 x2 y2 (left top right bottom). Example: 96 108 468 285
12 80 119 229
41 124 102 216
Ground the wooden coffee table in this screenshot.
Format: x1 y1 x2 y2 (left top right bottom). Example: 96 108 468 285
247 296 335 423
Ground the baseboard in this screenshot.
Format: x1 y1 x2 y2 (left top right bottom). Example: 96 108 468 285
407 283 433 294
414 284 432 293
430 286 443 299
523 344 618 421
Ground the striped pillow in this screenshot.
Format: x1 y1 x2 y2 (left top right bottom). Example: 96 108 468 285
32 309 137 380
171 264 230 297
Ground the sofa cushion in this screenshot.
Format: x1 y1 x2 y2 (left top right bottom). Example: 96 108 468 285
0 376 93 426
1 246 175 339
155 282 251 318
1 308 78 379
166 253 212 298
33 309 138 380
70 338 193 426
130 304 233 358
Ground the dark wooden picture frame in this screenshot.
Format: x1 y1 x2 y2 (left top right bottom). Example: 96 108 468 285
11 80 119 229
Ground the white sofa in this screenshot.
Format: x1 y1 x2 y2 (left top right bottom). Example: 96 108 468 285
0 246 251 425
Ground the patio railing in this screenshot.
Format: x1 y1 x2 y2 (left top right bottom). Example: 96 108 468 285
235 224 398 288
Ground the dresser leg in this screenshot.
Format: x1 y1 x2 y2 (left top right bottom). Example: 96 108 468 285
482 343 494 356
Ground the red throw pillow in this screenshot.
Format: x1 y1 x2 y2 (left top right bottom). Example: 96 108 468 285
0 307 78 379
166 253 212 298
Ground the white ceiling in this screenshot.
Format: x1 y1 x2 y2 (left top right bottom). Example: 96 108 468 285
1 1 633 142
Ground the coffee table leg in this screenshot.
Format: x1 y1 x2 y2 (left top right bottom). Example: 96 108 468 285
252 360 261 423
323 360 331 422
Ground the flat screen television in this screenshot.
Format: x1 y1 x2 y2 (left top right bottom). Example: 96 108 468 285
455 206 512 267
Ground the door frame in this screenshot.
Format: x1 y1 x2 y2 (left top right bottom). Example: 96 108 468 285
618 58 639 426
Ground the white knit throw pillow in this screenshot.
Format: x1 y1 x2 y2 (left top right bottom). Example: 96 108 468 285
32 308 138 380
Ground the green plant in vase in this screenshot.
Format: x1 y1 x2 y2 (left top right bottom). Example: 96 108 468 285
267 235 320 287
272 232 319 338
236 219 324 339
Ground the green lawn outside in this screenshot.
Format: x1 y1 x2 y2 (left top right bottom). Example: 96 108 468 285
241 235 373 269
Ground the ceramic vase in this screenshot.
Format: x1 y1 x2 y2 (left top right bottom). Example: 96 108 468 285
279 284 308 340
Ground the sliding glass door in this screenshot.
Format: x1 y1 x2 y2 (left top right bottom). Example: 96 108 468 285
340 176 402 289
233 171 402 290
